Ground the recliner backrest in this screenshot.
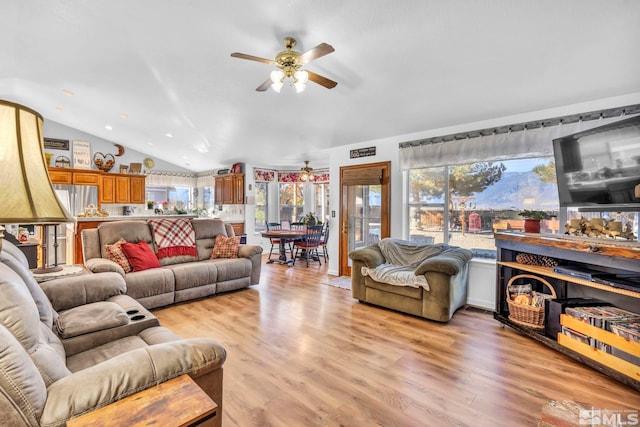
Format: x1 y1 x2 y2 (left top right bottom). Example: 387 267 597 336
0 261 70 387
0 241 56 328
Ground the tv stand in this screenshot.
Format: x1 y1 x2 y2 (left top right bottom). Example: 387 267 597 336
494 232 640 391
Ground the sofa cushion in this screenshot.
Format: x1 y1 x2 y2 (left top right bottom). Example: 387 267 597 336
0 241 56 328
0 263 71 386
97 220 154 259
105 237 133 273
0 324 47 427
211 235 241 259
121 241 161 272
148 218 198 266
56 301 129 339
192 218 228 260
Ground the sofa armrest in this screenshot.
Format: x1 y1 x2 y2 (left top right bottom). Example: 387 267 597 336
238 244 263 258
41 338 226 426
85 257 126 276
414 247 473 276
39 272 127 312
348 245 385 268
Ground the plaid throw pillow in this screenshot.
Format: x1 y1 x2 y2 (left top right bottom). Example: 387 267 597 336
104 237 132 273
211 235 241 259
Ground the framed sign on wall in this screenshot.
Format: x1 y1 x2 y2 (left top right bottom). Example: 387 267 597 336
72 140 92 169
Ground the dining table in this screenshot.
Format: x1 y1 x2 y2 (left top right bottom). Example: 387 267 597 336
260 229 306 265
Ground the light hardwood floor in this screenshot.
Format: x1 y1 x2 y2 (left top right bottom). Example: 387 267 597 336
154 256 640 427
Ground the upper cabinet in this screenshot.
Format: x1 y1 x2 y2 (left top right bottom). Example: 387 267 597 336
130 176 146 204
233 174 245 204
47 167 146 205
215 173 244 205
48 168 72 185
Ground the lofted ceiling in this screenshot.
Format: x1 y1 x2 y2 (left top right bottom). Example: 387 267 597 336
2 1 640 173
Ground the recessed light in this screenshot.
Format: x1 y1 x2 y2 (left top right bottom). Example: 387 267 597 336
147 142 153 146
119 114 128 119
63 90 74 96
55 106 64 112
165 133 173 138
105 125 113 131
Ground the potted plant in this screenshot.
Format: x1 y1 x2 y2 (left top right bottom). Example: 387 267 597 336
301 212 320 226
146 200 154 210
519 210 557 233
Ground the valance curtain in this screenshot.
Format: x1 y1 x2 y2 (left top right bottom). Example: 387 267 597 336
195 172 216 188
277 169 330 183
254 168 275 182
399 116 631 170
146 170 196 187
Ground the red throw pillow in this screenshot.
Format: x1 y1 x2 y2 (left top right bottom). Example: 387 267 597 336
211 235 241 259
120 241 161 272
104 237 133 273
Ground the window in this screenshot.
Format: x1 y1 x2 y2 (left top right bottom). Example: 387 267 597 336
408 158 559 256
314 182 330 223
279 182 304 223
146 185 192 211
255 182 268 231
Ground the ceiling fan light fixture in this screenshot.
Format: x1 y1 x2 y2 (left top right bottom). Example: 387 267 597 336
270 70 284 84
300 160 314 181
271 81 283 93
294 70 308 84
294 81 306 93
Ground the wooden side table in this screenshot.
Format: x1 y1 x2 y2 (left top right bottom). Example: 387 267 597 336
67 375 217 427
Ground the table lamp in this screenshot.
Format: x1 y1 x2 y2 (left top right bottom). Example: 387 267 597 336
0 100 73 272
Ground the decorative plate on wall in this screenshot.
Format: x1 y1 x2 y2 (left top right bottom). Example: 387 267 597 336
143 157 155 169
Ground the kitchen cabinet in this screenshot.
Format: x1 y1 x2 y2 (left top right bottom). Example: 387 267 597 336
73 171 101 186
230 223 244 235
99 174 146 205
233 174 245 204
215 173 244 205
48 168 72 184
130 176 146 204
115 176 130 203
101 175 115 203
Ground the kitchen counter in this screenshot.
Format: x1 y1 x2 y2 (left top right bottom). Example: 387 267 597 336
75 214 198 222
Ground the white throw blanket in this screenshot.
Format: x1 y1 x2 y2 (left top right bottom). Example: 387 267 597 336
360 239 447 290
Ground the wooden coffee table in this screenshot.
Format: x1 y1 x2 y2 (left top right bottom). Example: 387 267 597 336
67 375 217 427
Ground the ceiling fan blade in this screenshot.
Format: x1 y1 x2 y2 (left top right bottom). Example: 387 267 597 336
306 70 338 89
230 52 274 65
299 43 335 64
256 77 272 92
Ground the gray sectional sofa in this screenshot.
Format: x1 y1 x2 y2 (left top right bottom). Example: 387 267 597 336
81 218 263 309
0 237 226 427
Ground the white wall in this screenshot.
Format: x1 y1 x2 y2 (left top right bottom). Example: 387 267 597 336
323 92 640 303
43 120 192 173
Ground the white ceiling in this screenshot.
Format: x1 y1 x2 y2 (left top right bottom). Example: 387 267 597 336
2 1 640 172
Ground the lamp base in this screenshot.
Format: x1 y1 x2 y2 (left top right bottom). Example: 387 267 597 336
31 265 64 274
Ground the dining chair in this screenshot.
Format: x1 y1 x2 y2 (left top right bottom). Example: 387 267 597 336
265 222 284 261
290 222 306 230
318 222 329 262
292 224 323 267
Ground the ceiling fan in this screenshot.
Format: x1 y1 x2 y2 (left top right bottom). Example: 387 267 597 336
231 37 337 92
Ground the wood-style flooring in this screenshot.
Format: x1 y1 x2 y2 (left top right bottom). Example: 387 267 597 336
153 256 640 427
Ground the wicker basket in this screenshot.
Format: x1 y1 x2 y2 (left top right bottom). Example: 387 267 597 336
506 274 556 329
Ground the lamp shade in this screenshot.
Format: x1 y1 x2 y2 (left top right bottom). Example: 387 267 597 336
0 100 73 224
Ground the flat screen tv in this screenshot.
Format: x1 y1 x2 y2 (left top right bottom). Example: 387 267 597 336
552 115 640 211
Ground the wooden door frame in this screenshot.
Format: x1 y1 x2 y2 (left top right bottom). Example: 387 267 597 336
339 161 391 277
